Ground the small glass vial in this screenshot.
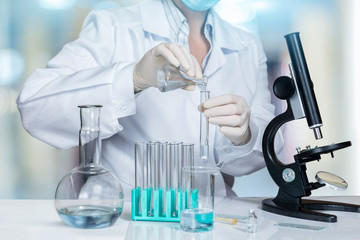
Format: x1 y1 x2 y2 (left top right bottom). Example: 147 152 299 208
157 64 207 92
55 105 124 229
247 209 258 233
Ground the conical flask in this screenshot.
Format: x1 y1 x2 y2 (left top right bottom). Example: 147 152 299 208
157 64 207 92
55 105 124 229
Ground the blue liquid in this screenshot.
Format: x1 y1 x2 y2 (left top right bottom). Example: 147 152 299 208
58 205 122 229
180 208 213 232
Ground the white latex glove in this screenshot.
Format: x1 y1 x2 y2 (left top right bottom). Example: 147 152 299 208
201 94 251 146
133 42 202 91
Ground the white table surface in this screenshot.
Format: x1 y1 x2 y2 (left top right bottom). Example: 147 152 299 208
1 196 359 240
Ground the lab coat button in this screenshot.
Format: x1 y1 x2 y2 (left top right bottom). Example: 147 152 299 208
120 104 127 112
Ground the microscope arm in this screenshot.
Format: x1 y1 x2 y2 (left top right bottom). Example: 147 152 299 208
262 75 312 198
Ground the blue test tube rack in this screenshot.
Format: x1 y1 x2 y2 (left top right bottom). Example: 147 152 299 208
131 187 198 222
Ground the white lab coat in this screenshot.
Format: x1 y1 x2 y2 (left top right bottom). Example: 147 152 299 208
17 0 281 199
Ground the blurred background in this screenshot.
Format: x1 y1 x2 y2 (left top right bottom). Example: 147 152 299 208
0 0 359 199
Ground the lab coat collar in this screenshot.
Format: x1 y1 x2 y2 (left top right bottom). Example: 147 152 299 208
203 45 226 78
201 10 252 78
209 9 250 52
139 0 250 77
140 0 250 53
140 0 172 39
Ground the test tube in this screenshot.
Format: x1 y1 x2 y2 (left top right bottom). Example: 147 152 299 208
182 143 194 168
147 142 156 216
159 142 168 216
166 144 171 192
135 142 145 189
152 141 160 190
168 142 182 191
165 142 172 217
135 142 146 214
181 143 194 189
180 143 194 206
177 145 184 192
168 142 182 216
200 91 210 160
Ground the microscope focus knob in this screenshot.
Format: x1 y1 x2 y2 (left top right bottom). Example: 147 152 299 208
273 76 296 100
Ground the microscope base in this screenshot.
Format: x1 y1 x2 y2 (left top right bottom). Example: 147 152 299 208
262 198 360 222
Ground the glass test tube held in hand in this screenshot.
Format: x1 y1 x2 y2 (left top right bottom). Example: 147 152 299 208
157 64 207 92
200 91 210 160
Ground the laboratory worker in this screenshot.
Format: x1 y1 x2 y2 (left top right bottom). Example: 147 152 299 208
17 0 283 200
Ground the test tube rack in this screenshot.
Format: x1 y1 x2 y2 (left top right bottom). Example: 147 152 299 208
131 188 198 222
132 141 197 222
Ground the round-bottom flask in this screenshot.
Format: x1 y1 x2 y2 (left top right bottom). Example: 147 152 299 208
55 105 124 229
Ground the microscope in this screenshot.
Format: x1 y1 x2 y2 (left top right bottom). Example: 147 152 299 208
262 32 360 222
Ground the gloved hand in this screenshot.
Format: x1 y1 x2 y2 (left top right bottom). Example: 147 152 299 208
201 94 251 146
133 42 202 91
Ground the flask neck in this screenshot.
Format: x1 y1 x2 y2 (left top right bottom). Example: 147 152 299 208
78 105 102 167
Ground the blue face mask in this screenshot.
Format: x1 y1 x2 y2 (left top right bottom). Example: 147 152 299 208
180 0 221 12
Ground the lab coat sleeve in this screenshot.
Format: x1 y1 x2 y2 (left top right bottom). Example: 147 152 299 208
17 10 137 150
215 38 284 177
